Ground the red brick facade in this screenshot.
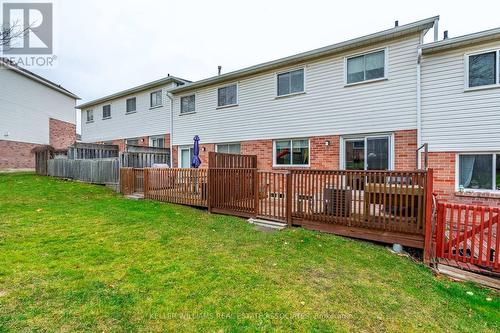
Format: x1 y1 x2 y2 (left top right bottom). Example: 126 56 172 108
172 129 417 171
49 118 76 149
428 152 500 207
1 118 75 170
0 140 40 170
107 134 171 152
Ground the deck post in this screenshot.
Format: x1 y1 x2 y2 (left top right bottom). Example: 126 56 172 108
143 168 149 199
207 168 212 213
253 168 259 218
286 171 292 226
423 168 434 265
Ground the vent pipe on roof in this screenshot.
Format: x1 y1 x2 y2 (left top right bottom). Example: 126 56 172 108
394 20 399 27
443 30 448 40
218 66 222 75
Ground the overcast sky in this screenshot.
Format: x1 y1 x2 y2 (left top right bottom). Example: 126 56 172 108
29 0 500 132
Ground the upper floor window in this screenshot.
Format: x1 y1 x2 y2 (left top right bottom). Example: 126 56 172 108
277 69 304 96
102 105 111 119
467 50 499 88
217 84 237 107
150 90 163 108
346 49 386 84
458 153 500 191
181 95 195 113
274 139 309 166
126 138 139 146
126 97 136 113
86 110 93 122
216 143 241 154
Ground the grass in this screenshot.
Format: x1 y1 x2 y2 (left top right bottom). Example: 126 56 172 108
0 173 498 332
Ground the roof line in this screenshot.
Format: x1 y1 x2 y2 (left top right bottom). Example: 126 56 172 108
170 16 439 94
0 58 79 99
76 75 191 109
421 27 500 54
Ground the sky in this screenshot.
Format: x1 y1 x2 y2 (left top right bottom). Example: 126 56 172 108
24 0 500 133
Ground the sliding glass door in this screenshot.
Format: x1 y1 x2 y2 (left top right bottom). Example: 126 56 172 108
344 135 391 170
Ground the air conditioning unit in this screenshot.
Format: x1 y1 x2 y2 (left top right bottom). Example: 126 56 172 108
323 187 351 217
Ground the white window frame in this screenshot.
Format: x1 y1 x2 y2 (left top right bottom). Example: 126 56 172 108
150 90 163 108
344 47 388 86
149 135 165 148
272 138 310 168
455 152 500 192
86 109 94 123
340 133 395 170
275 66 306 98
178 146 194 168
126 97 137 113
464 48 500 91
216 142 241 154
180 93 196 114
102 104 111 119
216 83 239 109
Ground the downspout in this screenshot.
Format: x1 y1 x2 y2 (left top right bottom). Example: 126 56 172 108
416 31 424 169
167 91 174 167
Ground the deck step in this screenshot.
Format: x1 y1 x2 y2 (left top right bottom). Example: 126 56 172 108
248 218 287 230
125 192 144 200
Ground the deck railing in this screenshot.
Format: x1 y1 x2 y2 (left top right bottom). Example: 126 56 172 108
435 202 499 272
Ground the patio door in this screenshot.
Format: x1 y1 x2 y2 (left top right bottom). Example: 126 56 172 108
180 147 194 168
344 135 392 170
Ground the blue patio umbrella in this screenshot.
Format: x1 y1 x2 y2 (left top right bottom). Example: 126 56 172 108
191 135 202 168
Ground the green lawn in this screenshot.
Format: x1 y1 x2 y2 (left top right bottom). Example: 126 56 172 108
0 173 498 332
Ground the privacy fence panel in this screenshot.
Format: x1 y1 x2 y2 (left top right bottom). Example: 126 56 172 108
48 158 119 184
120 152 170 168
209 168 256 217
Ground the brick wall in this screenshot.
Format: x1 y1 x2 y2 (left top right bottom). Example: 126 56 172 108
49 118 76 150
0 140 39 170
172 130 416 171
428 152 500 207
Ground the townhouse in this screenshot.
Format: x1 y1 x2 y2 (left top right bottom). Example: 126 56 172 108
0 58 78 170
421 28 500 205
169 17 439 170
168 17 500 206
77 76 189 151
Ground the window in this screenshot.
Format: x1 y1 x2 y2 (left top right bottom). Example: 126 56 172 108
346 50 386 84
126 98 136 113
150 136 165 148
86 110 93 122
150 90 163 108
277 69 304 96
181 95 195 113
102 105 111 119
217 84 237 107
467 50 499 88
343 135 392 170
274 139 309 166
458 153 500 191
126 138 139 146
179 147 194 168
217 143 241 154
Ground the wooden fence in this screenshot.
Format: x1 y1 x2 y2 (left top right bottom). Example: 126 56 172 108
120 152 170 168
68 143 119 159
48 158 120 184
208 152 257 168
435 202 499 272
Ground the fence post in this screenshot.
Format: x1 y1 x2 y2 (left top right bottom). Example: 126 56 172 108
207 168 212 213
286 171 292 227
423 168 434 265
144 168 149 199
253 168 259 218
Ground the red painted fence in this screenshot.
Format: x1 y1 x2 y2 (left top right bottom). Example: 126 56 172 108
435 202 499 272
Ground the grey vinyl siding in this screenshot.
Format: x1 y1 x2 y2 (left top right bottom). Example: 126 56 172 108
421 41 500 152
81 82 176 142
172 34 421 146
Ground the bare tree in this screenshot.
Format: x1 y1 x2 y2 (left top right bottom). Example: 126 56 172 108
1 21 30 48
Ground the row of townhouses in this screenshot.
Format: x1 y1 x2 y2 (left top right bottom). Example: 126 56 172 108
77 16 500 206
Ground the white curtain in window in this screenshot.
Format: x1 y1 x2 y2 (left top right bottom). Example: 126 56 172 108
459 155 475 188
